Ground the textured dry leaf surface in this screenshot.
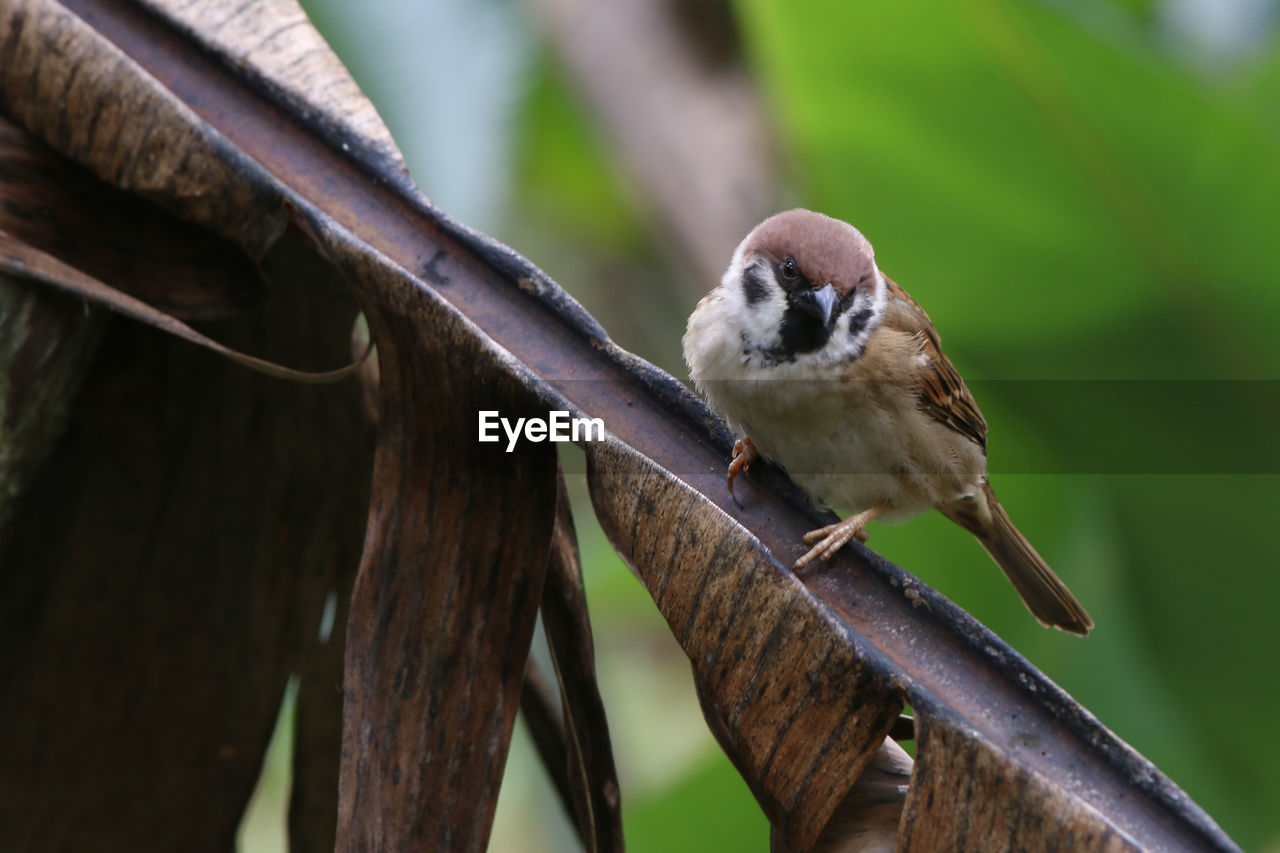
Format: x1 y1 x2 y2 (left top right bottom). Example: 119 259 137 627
0 216 369 850
538 475 625 851
0 1 1242 851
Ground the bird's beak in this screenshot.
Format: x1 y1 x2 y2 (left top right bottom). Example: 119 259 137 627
794 282 840 326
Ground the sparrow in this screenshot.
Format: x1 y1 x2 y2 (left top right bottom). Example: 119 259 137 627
683 209 1092 635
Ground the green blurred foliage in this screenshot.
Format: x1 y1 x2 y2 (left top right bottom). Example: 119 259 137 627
516 60 647 256
727 0 1280 847
623 753 771 851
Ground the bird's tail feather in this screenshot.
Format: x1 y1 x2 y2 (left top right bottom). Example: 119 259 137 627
944 483 1093 636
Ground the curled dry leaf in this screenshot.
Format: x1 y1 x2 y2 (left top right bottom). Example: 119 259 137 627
0 232 372 383
786 737 914 853
0 0 1242 851
897 710 1142 851
0 226 370 850
0 114 264 320
332 232 561 848
590 441 902 850
0 2 376 850
520 657 579 838
0 111 264 537
540 473 625 853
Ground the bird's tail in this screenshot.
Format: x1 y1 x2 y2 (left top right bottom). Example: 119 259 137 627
942 482 1093 636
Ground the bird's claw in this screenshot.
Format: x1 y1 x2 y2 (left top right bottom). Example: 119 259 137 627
793 503 889 568
727 437 760 506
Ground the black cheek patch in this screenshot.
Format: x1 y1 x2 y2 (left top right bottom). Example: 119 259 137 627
742 265 770 304
847 307 874 340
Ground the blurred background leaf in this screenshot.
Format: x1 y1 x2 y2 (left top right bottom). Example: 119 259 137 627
237 0 1279 849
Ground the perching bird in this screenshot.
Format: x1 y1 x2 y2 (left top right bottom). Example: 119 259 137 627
683 209 1092 635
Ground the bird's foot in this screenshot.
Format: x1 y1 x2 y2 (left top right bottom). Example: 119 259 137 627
727 437 760 506
794 503 890 568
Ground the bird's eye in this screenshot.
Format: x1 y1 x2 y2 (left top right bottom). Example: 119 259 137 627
780 257 799 281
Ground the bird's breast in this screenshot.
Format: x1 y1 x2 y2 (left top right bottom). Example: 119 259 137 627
703 370 986 517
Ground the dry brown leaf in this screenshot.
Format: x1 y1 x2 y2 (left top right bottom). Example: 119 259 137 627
0 229 369 851
541 473 624 852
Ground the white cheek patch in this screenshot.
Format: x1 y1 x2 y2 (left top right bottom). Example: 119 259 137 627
724 258 786 360
834 268 888 356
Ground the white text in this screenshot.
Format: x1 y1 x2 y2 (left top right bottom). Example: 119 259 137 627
478 410 605 452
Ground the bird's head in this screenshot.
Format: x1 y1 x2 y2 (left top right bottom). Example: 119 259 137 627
723 209 887 365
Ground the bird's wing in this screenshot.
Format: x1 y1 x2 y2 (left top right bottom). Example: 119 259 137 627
882 275 988 451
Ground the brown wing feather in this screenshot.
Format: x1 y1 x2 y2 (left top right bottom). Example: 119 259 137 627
882 276 988 451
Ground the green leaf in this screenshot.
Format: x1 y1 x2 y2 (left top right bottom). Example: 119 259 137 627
623 751 770 852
